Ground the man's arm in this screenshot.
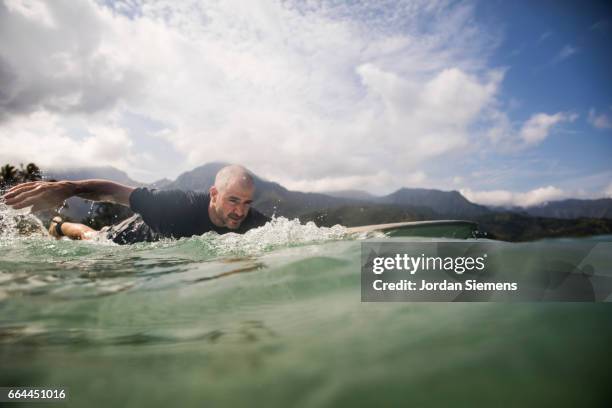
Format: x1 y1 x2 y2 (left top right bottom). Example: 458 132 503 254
2 179 135 212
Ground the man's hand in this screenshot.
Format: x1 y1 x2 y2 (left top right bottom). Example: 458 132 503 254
3 179 135 211
2 181 76 212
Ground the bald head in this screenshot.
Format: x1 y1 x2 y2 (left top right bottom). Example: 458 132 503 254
209 165 255 229
213 165 255 193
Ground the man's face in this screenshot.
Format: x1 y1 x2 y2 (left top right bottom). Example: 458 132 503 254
209 182 254 229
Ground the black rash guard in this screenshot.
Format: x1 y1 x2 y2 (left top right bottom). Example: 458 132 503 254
103 187 270 244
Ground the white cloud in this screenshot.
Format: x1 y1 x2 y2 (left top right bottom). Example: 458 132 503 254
461 186 568 207
553 44 578 63
1 0 589 198
4 0 55 28
0 110 138 170
519 112 577 146
452 176 464 185
0 0 144 121
0 0 511 190
538 31 552 43
280 171 394 194
605 182 612 198
484 109 578 151
588 108 612 129
590 20 610 34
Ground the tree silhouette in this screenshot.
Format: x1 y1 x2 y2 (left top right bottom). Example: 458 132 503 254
1 162 43 189
19 163 42 182
1 164 18 185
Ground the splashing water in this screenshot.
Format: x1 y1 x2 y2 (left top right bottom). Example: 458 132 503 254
0 200 47 245
207 217 348 255
0 201 18 240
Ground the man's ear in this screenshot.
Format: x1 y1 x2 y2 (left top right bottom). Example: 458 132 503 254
209 186 218 202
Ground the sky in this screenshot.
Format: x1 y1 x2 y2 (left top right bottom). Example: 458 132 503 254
0 0 611 207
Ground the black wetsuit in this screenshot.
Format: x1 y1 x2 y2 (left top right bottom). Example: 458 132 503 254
103 188 270 244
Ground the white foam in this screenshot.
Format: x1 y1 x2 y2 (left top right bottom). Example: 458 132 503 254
0 200 47 244
207 217 349 256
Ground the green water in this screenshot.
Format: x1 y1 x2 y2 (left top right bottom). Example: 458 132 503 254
1 214 611 407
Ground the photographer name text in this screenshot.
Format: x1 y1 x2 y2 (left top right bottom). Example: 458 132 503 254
373 279 518 291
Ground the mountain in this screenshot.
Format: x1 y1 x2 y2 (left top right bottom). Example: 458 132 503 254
148 178 173 190
380 188 490 218
323 190 381 201
159 165 513 219
524 198 612 219
44 166 144 186
161 162 361 218
162 162 226 192
36 164 504 220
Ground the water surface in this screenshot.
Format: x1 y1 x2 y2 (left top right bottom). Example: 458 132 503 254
1 209 610 407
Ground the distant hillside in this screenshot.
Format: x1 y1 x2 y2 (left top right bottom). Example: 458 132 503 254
473 212 612 242
380 188 490 218
300 204 436 227
524 198 612 219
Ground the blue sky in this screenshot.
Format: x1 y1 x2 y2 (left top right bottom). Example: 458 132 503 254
0 0 610 206
468 0 612 191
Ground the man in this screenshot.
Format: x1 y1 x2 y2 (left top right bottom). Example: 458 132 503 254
2 165 270 244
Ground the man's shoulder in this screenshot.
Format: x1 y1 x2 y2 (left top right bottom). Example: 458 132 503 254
130 187 210 223
133 187 209 202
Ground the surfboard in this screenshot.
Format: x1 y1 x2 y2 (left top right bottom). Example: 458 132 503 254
346 220 478 239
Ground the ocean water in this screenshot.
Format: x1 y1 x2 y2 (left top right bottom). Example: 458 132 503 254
0 207 611 407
